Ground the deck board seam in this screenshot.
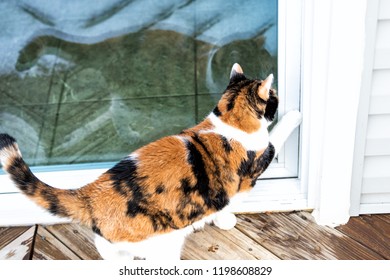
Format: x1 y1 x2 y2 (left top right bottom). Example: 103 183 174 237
234 215 284 259
43 225 85 260
29 225 38 260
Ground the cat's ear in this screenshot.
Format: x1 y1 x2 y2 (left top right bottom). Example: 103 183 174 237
263 74 278 121
230 63 243 78
263 74 274 92
258 74 274 100
229 63 246 83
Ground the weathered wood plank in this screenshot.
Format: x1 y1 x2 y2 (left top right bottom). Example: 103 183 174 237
45 223 102 260
32 226 80 260
336 215 390 259
2 212 389 260
0 226 30 249
204 225 280 260
236 212 384 260
0 226 35 260
376 214 390 224
182 224 279 260
182 226 255 260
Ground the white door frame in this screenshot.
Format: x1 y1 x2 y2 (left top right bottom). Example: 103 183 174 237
0 0 368 226
301 0 368 226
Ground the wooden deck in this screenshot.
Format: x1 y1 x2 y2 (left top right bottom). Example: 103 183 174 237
0 211 389 260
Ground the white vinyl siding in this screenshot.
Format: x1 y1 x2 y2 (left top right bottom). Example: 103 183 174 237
351 0 390 215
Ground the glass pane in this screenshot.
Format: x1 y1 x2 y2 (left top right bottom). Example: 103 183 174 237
0 0 277 168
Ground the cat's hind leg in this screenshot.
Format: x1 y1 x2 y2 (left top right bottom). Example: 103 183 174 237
269 110 302 156
213 211 237 230
94 234 134 260
211 193 248 230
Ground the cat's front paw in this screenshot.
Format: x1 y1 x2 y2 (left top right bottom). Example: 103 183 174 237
213 212 237 230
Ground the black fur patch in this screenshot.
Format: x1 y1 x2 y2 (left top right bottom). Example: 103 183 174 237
126 184 148 217
213 106 222 116
237 151 257 177
185 140 229 211
255 143 275 175
229 73 247 84
155 185 165 194
190 134 213 159
264 90 278 121
180 178 193 195
187 204 205 220
185 141 211 206
107 158 149 217
40 188 68 216
108 158 138 195
190 133 224 180
220 136 232 152
212 189 229 210
0 133 16 151
150 210 178 231
226 91 239 111
8 157 39 196
92 220 103 237
108 158 181 231
185 141 210 205
237 143 275 183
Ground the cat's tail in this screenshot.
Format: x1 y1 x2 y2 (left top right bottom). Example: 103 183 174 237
0 133 92 226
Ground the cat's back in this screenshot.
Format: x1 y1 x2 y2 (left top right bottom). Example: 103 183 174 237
132 126 245 188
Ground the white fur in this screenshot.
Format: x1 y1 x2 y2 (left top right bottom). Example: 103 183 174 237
94 213 221 260
213 211 237 230
206 112 270 151
264 74 274 92
94 227 191 260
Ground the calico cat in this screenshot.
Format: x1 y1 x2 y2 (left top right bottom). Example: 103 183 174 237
0 63 302 260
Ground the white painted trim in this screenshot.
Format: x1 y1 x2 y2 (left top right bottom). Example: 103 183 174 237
301 0 368 225
232 178 309 213
275 0 302 179
0 193 71 226
350 0 380 216
359 203 390 214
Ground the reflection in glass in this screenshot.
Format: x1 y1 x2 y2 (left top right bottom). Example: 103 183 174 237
0 0 277 167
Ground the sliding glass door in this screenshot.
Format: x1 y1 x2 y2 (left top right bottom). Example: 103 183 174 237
0 0 300 187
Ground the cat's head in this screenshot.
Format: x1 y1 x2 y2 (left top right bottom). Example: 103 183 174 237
213 63 278 133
